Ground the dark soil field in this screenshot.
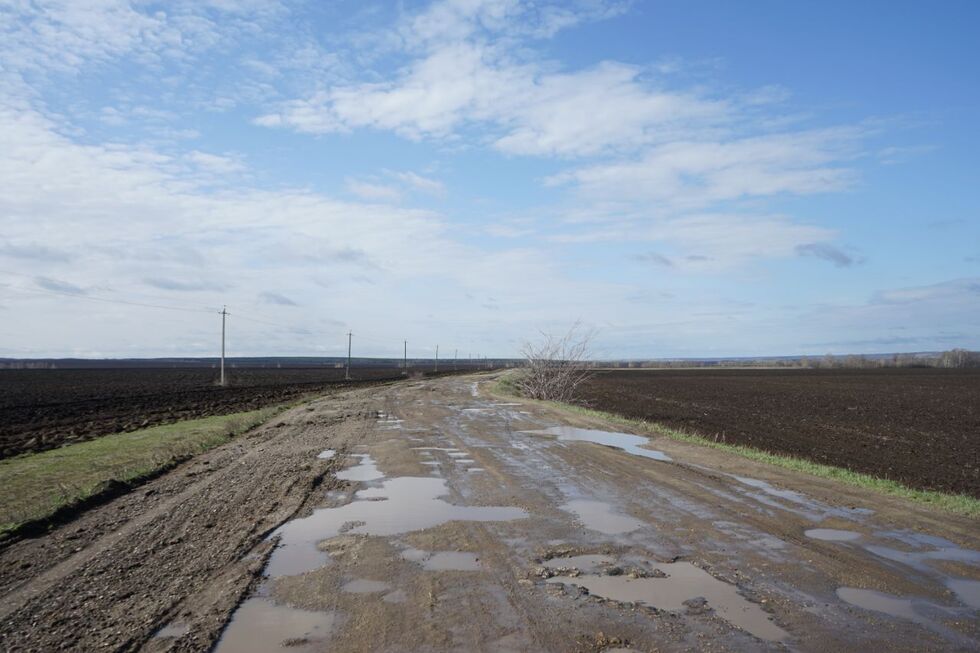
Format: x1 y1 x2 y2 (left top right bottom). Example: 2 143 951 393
0 366 447 459
573 368 980 497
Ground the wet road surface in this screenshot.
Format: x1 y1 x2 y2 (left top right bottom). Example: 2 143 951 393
1 373 977 652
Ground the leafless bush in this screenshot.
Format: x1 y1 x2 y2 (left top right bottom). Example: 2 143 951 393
515 323 596 402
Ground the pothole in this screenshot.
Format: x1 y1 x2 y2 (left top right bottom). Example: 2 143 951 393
213 598 337 653
544 557 787 642
401 548 482 571
524 426 671 462
804 528 861 542
560 500 645 535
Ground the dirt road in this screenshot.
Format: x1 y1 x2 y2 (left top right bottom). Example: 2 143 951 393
1 374 977 652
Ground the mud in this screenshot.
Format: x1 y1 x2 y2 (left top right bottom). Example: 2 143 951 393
545 558 789 642
2 372 978 652
526 425 672 462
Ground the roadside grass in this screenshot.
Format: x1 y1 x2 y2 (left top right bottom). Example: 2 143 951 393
490 372 980 519
0 405 285 538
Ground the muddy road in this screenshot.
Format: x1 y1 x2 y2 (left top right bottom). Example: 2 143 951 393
1 374 977 652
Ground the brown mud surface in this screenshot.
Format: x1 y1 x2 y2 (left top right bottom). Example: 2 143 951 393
574 368 980 497
0 367 457 459
1 373 978 652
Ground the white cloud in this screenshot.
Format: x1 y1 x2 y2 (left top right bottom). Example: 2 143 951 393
385 170 446 196
0 96 624 356
345 178 403 202
255 41 732 158
546 128 862 208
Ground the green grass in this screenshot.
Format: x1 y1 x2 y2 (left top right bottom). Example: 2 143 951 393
0 406 285 537
491 371 980 518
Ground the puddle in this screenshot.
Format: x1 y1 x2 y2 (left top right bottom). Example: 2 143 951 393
456 459 476 464
805 528 862 542
402 548 483 571
342 579 390 593
525 426 671 462
946 579 980 610
470 382 479 397
561 500 645 535
382 589 407 603
336 454 384 482
317 449 336 460
836 587 922 622
214 598 337 653
468 468 486 473
267 476 527 576
447 452 469 458
728 474 873 521
153 622 189 639
545 560 787 642
542 554 615 572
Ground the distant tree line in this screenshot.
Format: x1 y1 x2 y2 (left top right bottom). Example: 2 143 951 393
598 349 980 370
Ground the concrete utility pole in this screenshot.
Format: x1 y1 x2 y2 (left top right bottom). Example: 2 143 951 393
434 345 439 372
219 305 227 386
454 348 458 371
346 331 352 380
403 340 408 372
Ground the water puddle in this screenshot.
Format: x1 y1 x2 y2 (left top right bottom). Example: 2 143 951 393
382 589 407 604
153 622 189 639
214 598 337 653
267 476 526 577
342 579 390 593
561 500 645 535
836 587 922 622
728 474 872 521
545 559 786 642
525 426 671 462
317 449 336 460
805 528 862 542
336 454 384 482
401 548 482 571
946 579 980 610
858 531 980 609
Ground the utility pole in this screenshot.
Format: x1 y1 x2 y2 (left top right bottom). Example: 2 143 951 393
454 348 458 371
219 306 227 386
346 331 352 380
435 345 439 372
403 340 408 372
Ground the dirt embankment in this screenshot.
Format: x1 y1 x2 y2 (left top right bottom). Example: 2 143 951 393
573 368 980 497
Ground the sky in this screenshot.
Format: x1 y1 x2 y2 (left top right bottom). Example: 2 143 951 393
1 0 978 360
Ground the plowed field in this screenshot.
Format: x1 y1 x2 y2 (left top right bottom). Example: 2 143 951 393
0 367 420 458
573 368 980 497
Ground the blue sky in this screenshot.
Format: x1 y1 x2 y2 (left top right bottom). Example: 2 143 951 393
1 0 977 359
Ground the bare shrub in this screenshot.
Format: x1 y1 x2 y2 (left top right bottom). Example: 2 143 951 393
515 323 595 402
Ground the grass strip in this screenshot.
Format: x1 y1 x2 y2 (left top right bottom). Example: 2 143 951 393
0 405 284 537
491 373 980 518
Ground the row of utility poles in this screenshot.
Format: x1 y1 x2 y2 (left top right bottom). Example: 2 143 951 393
218 309 489 386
